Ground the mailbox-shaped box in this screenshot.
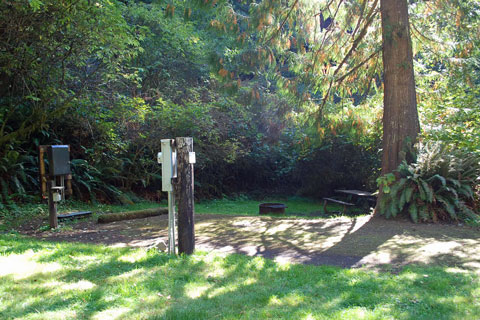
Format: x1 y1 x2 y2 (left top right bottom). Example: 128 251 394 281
48 145 71 176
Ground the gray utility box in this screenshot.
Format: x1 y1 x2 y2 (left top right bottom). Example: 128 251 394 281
48 145 71 176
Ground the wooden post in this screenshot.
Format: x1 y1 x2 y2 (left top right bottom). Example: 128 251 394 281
66 174 73 196
39 146 47 199
47 180 58 229
174 137 195 255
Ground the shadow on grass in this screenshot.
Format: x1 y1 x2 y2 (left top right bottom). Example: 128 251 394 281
1 235 478 320
132 254 477 320
194 214 480 272
1 242 206 319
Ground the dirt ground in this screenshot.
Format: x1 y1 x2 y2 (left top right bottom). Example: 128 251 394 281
19 213 480 273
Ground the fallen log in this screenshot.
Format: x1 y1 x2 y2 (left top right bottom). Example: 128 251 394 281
98 207 168 223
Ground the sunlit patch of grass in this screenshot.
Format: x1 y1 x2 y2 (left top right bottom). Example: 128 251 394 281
0 234 479 319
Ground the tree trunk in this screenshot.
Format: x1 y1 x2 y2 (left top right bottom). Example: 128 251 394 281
380 0 420 175
376 0 420 213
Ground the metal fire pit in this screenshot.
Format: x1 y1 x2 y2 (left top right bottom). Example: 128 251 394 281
259 203 287 215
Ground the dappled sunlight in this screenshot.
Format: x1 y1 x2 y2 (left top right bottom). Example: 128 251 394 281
21 212 480 272
117 249 149 263
127 237 164 248
242 277 257 286
1 234 479 319
302 313 317 320
92 307 131 320
193 214 480 271
336 307 369 319
62 279 96 291
266 292 304 308
207 284 240 299
268 295 283 306
280 292 305 307
110 242 129 248
115 268 145 280
185 283 212 299
247 256 266 270
24 309 78 320
0 250 61 280
355 234 480 271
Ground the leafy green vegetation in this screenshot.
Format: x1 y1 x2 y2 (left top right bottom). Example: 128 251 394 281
378 142 480 223
1 235 479 320
1 2 479 317
0 0 478 224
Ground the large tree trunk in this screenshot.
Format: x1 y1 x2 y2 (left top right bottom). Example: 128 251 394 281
380 0 420 175
376 0 420 213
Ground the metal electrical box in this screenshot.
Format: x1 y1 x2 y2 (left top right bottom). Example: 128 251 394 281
158 139 177 192
47 145 71 176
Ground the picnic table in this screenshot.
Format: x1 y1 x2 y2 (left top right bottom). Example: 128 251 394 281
334 189 374 197
323 189 376 214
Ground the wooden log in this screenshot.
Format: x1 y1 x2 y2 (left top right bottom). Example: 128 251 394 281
47 180 58 228
97 207 168 223
175 137 195 255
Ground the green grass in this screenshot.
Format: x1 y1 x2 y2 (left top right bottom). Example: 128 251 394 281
0 200 163 231
196 196 363 217
1 196 361 232
1 235 478 320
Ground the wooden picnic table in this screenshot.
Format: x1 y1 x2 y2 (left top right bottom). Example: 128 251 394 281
323 189 376 214
334 189 374 197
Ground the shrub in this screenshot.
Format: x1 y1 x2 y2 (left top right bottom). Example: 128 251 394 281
377 141 480 223
0 149 38 210
295 138 381 197
70 159 126 204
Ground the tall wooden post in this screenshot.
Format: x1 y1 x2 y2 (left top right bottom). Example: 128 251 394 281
47 180 58 228
175 137 195 255
39 146 47 199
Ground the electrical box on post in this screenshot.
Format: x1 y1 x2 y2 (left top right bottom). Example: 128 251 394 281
159 139 177 192
47 145 71 176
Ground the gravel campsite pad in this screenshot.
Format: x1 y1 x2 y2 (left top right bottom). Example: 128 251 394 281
19 213 480 273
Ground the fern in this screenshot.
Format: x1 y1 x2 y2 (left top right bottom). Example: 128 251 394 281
377 141 480 223
70 158 126 203
408 203 418 223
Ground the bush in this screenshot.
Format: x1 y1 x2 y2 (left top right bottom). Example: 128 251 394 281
377 141 480 223
0 148 39 210
295 138 380 197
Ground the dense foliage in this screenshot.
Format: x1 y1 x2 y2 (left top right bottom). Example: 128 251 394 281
377 142 480 223
0 0 478 222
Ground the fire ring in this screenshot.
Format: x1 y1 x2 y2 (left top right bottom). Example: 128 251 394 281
259 203 287 215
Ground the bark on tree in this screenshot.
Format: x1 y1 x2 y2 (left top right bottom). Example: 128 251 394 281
375 0 420 213
380 0 420 175
174 137 195 255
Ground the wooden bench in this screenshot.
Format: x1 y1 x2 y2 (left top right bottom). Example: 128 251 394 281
323 197 355 214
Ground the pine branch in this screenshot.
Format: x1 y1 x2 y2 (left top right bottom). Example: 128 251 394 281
266 0 299 44
335 48 380 84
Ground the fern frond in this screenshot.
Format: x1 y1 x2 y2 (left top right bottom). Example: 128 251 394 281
408 203 418 223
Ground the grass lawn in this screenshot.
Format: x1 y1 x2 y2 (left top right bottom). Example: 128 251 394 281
1 235 478 320
0 196 356 232
195 196 358 217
